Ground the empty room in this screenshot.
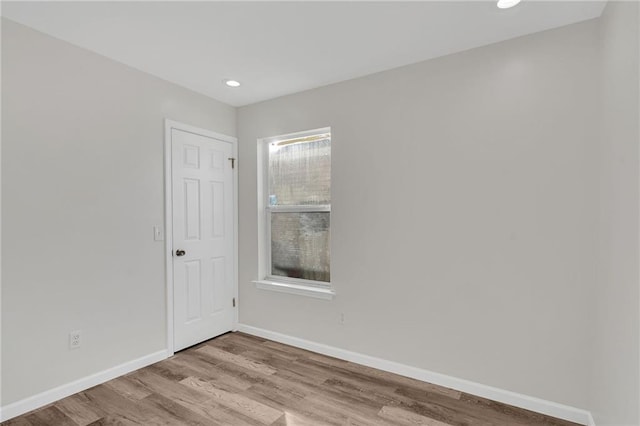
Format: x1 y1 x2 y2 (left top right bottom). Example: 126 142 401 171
1 1 638 425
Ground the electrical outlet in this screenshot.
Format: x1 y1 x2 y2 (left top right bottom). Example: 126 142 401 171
69 330 82 349
339 313 345 325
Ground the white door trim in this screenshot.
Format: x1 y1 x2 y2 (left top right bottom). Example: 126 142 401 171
164 119 238 355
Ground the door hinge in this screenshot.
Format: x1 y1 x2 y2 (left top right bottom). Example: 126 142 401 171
228 157 236 169
232 297 236 307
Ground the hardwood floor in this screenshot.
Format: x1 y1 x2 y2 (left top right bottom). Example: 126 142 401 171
2 332 581 426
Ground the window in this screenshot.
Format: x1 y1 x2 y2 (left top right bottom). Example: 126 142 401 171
255 128 334 299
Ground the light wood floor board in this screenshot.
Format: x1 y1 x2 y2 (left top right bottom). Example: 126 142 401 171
1 332 582 426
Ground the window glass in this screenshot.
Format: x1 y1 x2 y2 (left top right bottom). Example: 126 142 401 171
268 137 331 206
270 212 330 282
265 131 331 286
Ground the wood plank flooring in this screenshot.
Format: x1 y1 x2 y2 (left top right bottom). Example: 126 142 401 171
2 332 581 426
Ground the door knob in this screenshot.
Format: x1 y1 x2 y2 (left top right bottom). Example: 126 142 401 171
175 249 186 257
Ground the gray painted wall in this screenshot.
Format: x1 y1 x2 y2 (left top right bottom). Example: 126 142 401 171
592 2 640 425
1 19 236 405
238 20 601 410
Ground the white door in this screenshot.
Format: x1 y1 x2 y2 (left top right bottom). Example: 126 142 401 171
171 126 235 352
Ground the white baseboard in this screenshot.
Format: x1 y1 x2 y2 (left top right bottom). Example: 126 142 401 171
0 349 169 422
237 324 594 426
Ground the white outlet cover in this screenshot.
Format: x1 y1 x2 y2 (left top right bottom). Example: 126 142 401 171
69 330 82 349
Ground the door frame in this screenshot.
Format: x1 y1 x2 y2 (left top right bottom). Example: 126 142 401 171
164 119 239 355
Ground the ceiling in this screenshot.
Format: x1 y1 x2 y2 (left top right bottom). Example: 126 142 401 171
2 1 606 107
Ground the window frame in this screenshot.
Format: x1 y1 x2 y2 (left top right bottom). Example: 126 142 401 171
254 127 335 300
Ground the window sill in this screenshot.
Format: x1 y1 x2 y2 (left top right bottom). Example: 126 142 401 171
252 280 336 300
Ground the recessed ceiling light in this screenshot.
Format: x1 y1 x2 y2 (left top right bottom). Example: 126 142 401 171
497 0 521 9
223 79 241 87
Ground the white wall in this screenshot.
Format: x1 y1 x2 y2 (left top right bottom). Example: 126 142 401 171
1 19 235 406
238 20 600 410
592 2 640 425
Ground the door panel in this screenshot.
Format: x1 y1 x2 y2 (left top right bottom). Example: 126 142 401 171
172 128 234 352
211 256 225 313
184 178 201 240
185 260 201 322
211 181 225 238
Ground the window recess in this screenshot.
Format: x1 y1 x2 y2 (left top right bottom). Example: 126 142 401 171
255 128 334 299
